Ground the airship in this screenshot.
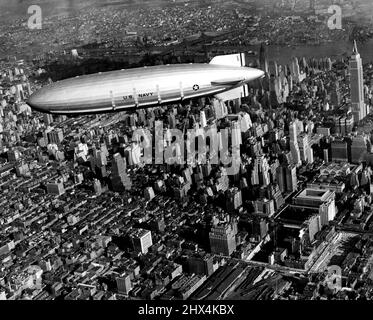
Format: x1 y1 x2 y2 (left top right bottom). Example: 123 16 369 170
27 55 264 114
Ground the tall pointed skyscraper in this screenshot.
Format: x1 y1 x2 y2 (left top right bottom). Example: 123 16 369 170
349 41 366 122
309 0 316 11
259 43 269 75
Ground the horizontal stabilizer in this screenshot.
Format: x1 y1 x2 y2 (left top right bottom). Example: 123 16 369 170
211 78 244 86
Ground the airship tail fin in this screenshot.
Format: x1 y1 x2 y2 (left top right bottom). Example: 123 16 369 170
209 53 246 67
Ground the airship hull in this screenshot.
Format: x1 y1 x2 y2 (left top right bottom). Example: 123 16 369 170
28 63 264 114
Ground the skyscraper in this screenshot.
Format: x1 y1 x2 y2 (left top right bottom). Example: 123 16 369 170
46 180 65 195
200 110 207 128
285 165 298 193
289 121 301 166
43 113 53 126
209 220 237 256
251 155 270 186
93 179 102 195
130 228 153 255
276 164 297 193
226 187 243 212
349 41 366 122
309 0 316 11
269 75 281 107
331 139 348 162
111 153 132 191
291 57 300 82
330 80 341 107
259 43 269 75
116 273 132 295
187 254 214 277
47 128 64 145
351 135 367 164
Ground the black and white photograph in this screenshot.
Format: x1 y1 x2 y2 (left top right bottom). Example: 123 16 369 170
1 0 373 315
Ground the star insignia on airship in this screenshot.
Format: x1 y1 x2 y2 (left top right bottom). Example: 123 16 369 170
193 84 200 91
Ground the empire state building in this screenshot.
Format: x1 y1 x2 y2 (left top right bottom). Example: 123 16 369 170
349 41 366 122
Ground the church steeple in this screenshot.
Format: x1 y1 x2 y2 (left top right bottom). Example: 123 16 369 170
352 40 359 55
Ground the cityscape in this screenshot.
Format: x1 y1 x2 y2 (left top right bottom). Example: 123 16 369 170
2 0 373 304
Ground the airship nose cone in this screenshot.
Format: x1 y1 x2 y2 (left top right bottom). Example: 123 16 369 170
27 89 50 113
